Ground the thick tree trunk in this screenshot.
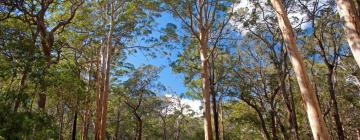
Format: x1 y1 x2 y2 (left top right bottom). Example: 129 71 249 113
36 15 51 110
197 0 213 138
95 19 114 140
100 43 111 140
95 46 110 140
270 0 330 139
199 25 213 140
72 112 78 140
95 45 111 140
336 0 360 68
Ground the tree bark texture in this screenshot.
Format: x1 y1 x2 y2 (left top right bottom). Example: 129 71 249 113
270 0 331 139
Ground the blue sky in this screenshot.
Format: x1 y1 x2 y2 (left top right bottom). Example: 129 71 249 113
125 13 187 95
125 52 186 94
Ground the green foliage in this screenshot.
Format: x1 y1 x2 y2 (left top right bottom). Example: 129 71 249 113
224 102 263 140
0 0 360 139
0 102 56 139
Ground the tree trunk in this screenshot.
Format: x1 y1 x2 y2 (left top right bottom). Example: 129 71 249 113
219 96 225 140
81 62 92 140
196 0 213 138
209 48 220 140
313 10 345 138
274 49 300 140
243 98 271 140
95 18 114 140
257 110 271 140
58 102 64 140
199 22 213 140
281 76 300 140
162 117 167 140
278 118 289 140
95 44 111 140
14 68 29 112
95 47 109 140
72 112 78 140
115 108 121 140
81 110 90 140
95 47 103 140
38 93 46 109
270 105 278 140
211 82 220 140
134 113 142 140
357 0 360 17
278 50 300 140
270 0 331 139
175 115 183 140
327 69 345 140
175 120 180 140
336 0 360 68
280 71 300 140
100 43 111 140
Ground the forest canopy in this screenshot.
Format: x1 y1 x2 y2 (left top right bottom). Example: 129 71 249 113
0 0 360 140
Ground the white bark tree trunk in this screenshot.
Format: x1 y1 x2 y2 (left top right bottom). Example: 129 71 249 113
95 6 115 139
270 0 331 139
199 29 213 140
336 0 360 68
197 0 213 139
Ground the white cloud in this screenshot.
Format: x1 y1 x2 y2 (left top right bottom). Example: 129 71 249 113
180 98 202 115
164 94 202 117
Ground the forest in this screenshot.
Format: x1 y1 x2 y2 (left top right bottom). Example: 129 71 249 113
0 0 360 139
